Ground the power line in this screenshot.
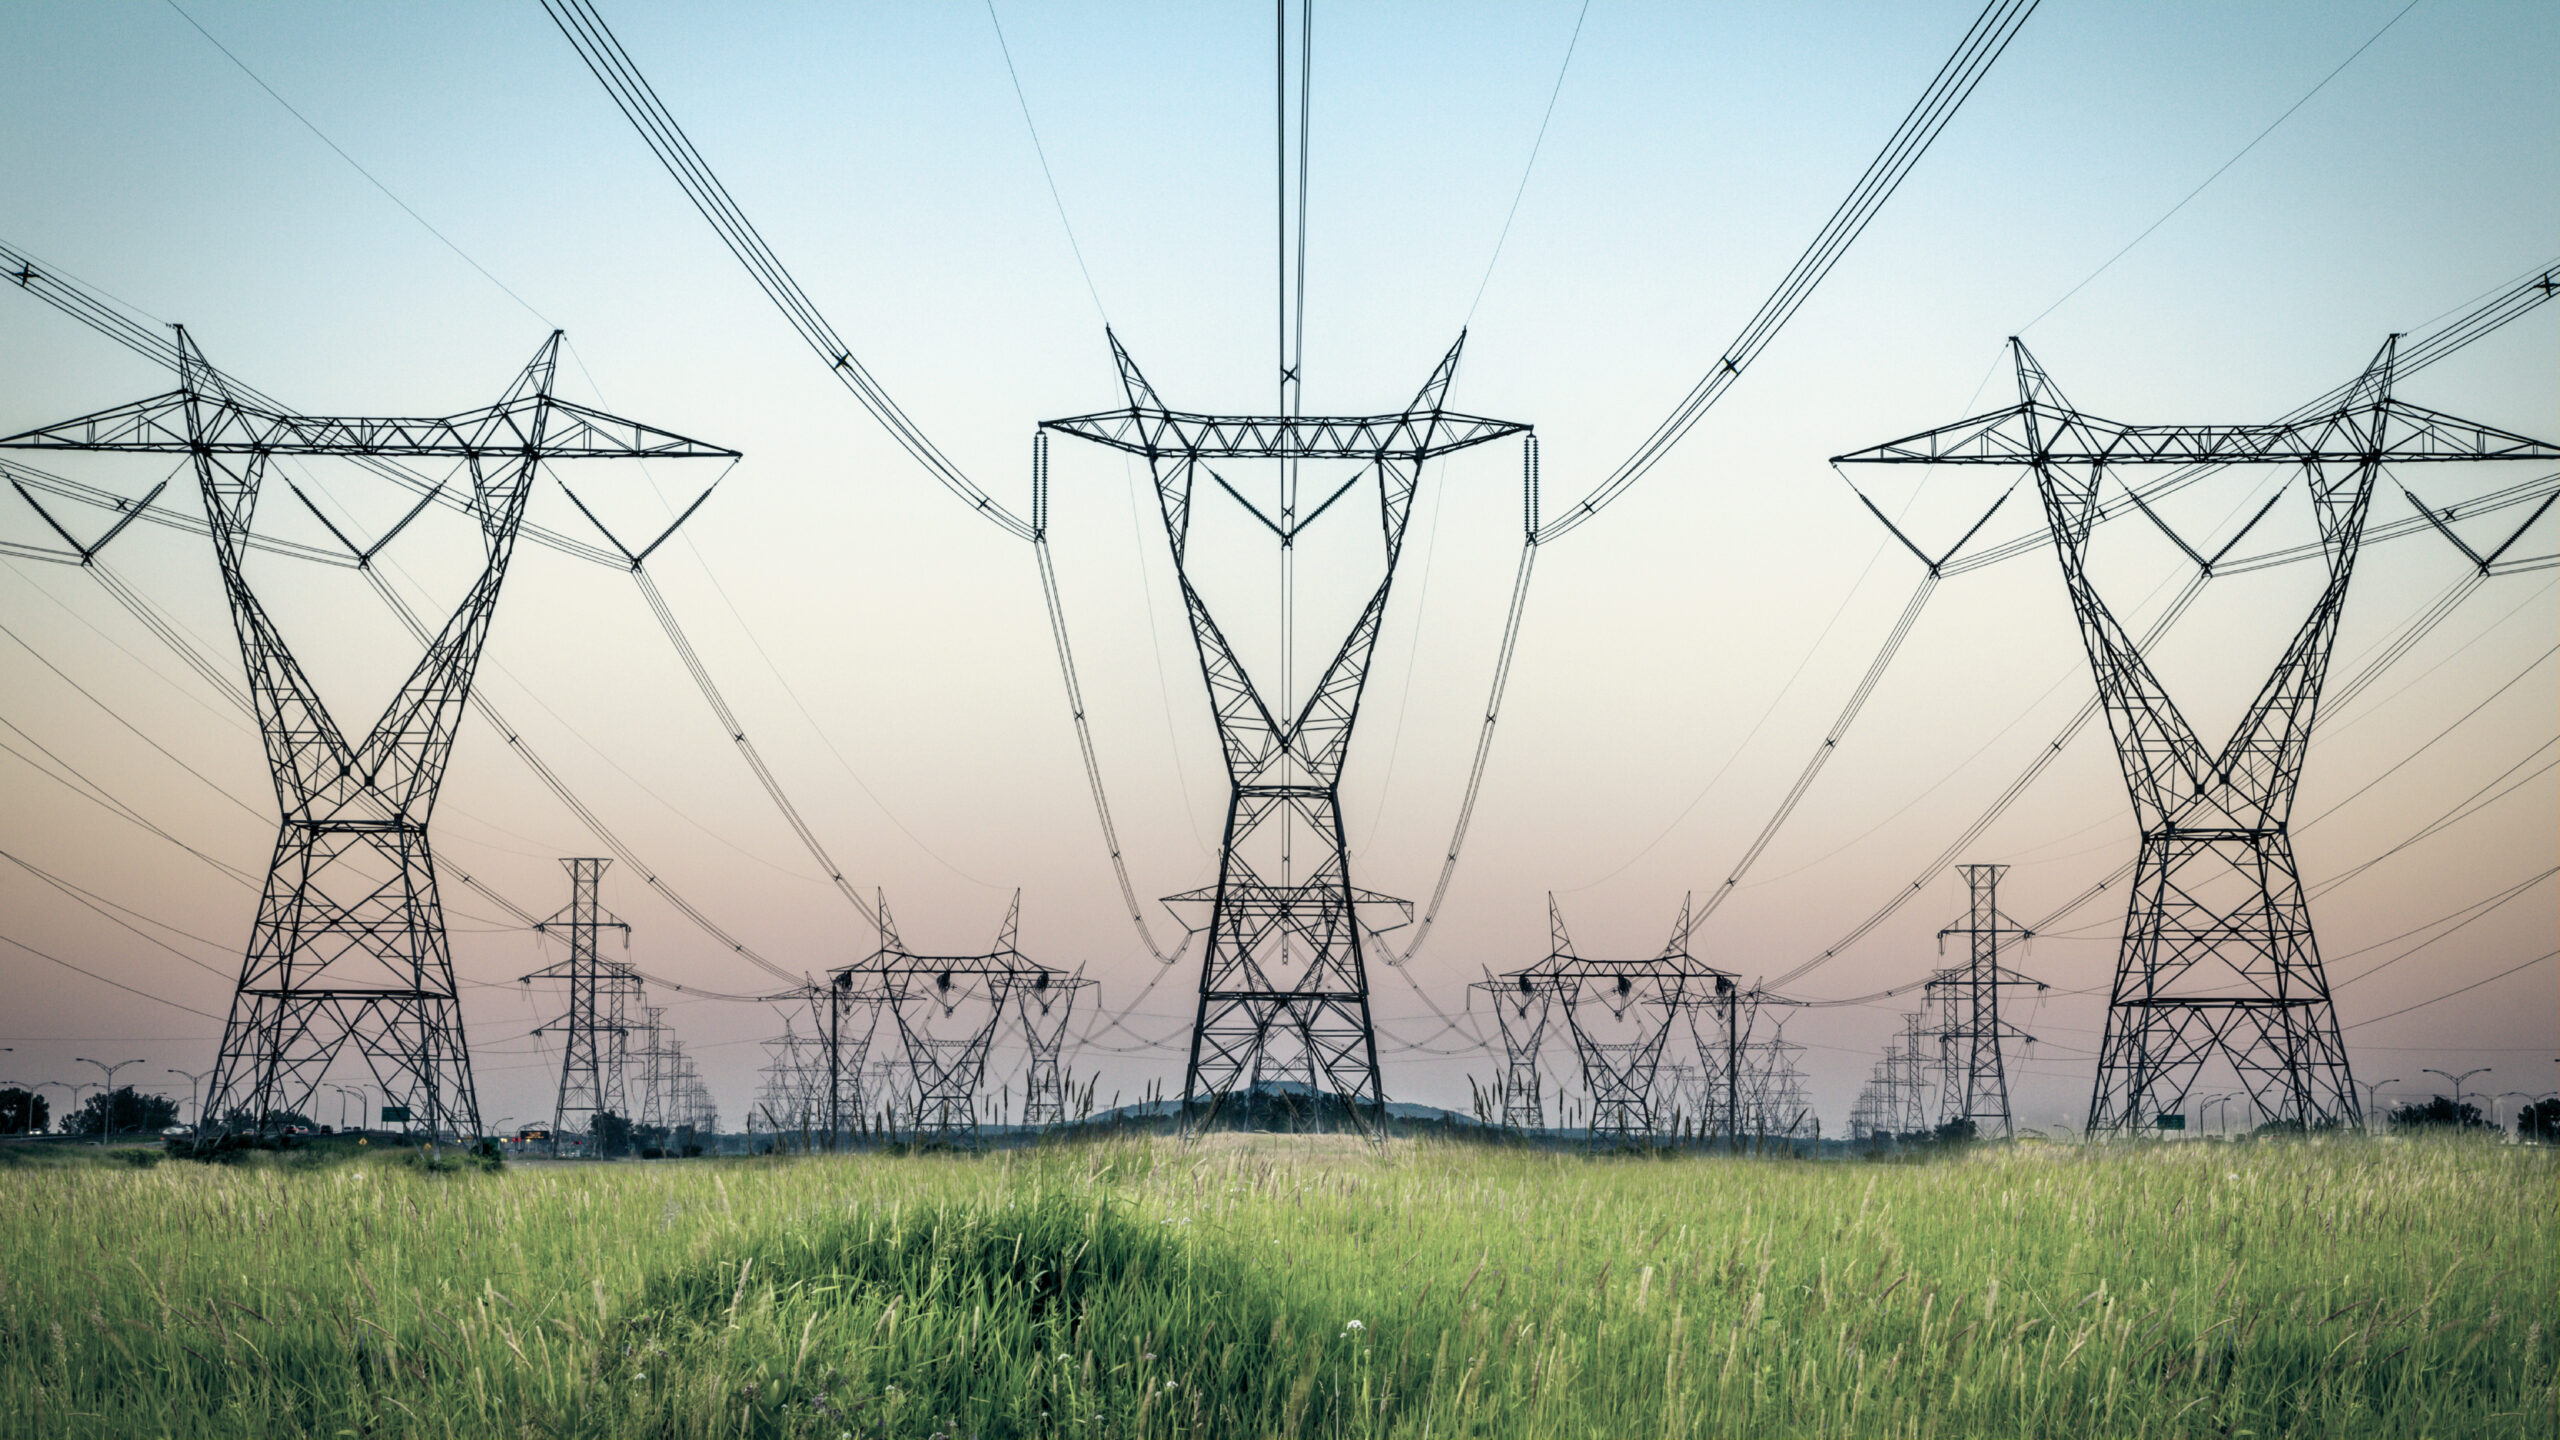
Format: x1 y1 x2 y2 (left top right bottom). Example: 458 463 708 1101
2344 949 2557 1032
1536 0 2040 542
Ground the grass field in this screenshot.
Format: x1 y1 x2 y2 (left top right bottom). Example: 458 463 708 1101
0 1133 2547 1438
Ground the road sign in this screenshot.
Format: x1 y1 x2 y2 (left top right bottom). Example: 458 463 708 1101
380 1105 412 1123
2156 1114 2186 1131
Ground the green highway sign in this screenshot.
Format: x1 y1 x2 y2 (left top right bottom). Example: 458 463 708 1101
380 1106 412 1123
2156 1114 2186 1131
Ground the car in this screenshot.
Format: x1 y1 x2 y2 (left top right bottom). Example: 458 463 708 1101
160 1126 194 1138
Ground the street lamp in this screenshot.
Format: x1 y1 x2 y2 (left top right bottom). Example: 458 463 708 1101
2422 1066 2492 1117
167 1069 212 1132
2492 1092 2533 1131
2352 1077 2400 1133
73 1058 146 1144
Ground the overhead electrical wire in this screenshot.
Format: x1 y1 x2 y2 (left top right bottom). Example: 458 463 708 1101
539 0 1034 540
1534 0 2041 543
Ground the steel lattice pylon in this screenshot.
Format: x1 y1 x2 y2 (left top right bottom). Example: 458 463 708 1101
1500 895 1737 1145
1041 333 1529 1122
1469 967 1552 1129
1838 337 2559 1135
1017 966 1095 1129
834 892 1063 1141
525 858 633 1150
0 329 738 1139
1929 863 2042 1139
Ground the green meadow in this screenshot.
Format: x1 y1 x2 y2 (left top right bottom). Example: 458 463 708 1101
0 1133 2547 1438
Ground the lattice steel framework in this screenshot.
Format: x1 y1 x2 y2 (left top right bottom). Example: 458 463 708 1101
1501 896 1736 1144
1470 967 1552 1129
834 892 1062 1140
1837 337 2559 1134
1930 863 2041 1139
525 858 632 1149
1041 333 1529 1119
1018 967 1096 1129
0 329 738 1139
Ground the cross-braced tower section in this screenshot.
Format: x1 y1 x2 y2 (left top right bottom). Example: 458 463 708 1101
1040 334 1529 1121
0 329 738 1139
1502 895 1735 1145
1837 337 2558 1135
834 892 1062 1141
525 858 633 1150
1470 968 1552 1129
1930 863 2041 1139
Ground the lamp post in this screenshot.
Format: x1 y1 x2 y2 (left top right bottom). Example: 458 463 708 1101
2492 1091 2532 1131
2422 1066 2492 1119
73 1057 146 1144
167 1068 212 1132
2351 1077 2400 1134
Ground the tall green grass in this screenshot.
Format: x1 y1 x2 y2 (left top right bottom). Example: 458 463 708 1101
0 1133 2546 1437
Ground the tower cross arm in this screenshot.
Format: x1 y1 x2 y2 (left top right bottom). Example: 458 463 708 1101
0 392 738 461
1833 400 2559 468
1040 406 1527 462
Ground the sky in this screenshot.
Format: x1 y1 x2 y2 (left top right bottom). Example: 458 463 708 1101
0 0 2552 1136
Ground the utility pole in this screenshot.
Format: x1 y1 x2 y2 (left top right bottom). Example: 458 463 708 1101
73 1057 144 1143
1836 338 2559 1135
2351 1076 2399 1134
0 332 737 1142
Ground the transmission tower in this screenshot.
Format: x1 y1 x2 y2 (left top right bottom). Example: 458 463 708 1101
0 329 736 1139
1470 967 1553 1129
1836 337 2558 1134
525 858 633 1151
835 892 1061 1141
1018 967 1096 1129
1927 863 2043 1138
1501 895 1735 1144
1040 335 1530 1122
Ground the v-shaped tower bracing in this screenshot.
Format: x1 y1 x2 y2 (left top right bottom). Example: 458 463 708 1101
1836 337 2560 1135
0 329 739 1139
1041 335 1529 1118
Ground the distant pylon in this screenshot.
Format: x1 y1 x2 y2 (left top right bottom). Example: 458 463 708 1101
0 328 737 1139
1930 863 2042 1139
1471 967 1552 1129
526 858 632 1150
1041 336 1530 1122
1835 336 2560 1134
1018 966 1095 1128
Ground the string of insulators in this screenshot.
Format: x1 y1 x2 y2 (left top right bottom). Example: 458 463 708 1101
1032 431 1050 541
1523 434 1539 543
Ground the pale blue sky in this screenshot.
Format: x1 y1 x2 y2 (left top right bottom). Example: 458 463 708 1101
1 1 2552 1129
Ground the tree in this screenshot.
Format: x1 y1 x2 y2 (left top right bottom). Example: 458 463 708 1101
589 1109 633 1157
2518 1097 2560 1145
2386 1095 2492 1133
62 1087 180 1138
0 1088 48 1136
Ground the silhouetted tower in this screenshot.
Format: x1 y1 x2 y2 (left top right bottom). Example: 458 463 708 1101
0 329 736 1139
526 858 632 1148
1502 895 1734 1144
1041 336 1530 1120
1471 968 1552 1129
1836 337 2558 1134
1018 967 1095 1128
836 892 1059 1141
1931 863 2041 1138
